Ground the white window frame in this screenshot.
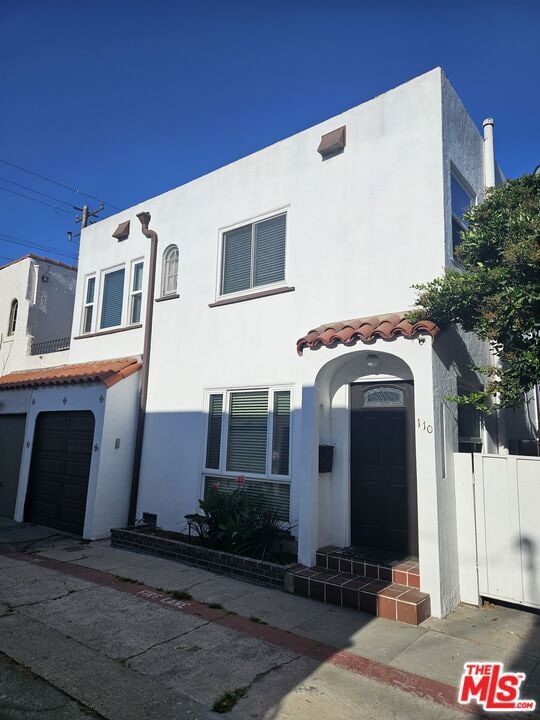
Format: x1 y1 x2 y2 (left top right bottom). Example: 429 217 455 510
450 168 476 258
161 245 179 297
202 384 293 483
216 207 290 301
81 275 96 334
98 264 126 331
129 259 144 325
7 298 18 336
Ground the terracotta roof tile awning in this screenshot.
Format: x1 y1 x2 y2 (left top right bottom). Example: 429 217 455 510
297 313 440 355
0 357 141 390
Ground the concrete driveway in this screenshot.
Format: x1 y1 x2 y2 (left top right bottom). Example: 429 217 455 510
0 519 538 719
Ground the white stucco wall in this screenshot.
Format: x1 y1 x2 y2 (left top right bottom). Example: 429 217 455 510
126 69 447 539
87 371 139 538
53 67 496 617
0 388 32 416
71 68 446 363
10 374 139 539
13 383 106 536
0 257 76 375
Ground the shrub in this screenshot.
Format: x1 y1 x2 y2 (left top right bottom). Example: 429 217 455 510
185 478 291 559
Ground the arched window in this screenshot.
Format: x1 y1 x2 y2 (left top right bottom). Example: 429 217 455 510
161 245 179 296
7 299 18 336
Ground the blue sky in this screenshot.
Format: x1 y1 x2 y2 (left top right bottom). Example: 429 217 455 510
0 0 538 266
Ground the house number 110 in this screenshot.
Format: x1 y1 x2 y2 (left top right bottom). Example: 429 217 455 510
418 419 433 433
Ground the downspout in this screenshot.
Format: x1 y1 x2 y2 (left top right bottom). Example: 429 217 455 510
128 211 159 524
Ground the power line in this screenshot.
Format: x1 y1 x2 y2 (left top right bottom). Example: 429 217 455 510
0 175 76 209
0 184 74 215
0 232 78 260
0 157 121 210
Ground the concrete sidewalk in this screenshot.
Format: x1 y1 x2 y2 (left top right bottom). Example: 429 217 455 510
0 519 538 719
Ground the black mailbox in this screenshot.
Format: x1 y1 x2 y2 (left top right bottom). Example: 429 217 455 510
319 445 334 473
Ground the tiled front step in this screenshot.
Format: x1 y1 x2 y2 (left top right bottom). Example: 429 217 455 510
292 567 430 625
316 547 420 590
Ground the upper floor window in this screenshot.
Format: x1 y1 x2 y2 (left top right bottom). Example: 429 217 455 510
451 172 475 255
100 268 125 329
221 213 286 296
82 277 96 334
130 261 144 324
161 245 179 296
7 299 18 336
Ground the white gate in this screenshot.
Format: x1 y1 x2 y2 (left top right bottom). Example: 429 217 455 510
455 453 540 609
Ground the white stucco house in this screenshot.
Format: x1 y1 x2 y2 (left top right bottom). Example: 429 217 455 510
0 254 76 375
0 68 535 620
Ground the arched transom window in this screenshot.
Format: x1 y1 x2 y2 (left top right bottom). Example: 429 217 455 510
8 299 18 336
362 386 405 408
161 245 179 297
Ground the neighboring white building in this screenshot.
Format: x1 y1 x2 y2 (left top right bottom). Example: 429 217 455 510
0 68 536 620
0 254 77 374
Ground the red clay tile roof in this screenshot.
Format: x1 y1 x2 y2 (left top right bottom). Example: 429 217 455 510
297 313 440 355
0 357 141 390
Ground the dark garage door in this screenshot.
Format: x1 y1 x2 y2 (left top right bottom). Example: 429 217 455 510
25 411 95 535
0 414 27 518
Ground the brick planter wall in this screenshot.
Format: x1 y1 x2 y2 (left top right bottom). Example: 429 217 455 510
110 526 300 590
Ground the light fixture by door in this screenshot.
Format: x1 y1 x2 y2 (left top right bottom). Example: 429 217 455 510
366 353 379 368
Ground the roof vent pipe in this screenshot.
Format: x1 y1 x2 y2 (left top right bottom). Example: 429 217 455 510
483 118 496 190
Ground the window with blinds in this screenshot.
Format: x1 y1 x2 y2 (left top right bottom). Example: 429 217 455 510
204 388 291 478
227 391 269 473
221 213 286 295
100 268 125 329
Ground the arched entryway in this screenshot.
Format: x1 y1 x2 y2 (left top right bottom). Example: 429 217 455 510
314 349 418 556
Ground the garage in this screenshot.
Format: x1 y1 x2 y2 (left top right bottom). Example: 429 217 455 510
0 414 27 519
25 411 95 535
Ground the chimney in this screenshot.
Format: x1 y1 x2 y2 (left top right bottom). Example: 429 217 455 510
483 118 496 189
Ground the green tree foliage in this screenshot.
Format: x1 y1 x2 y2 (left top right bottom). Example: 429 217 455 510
410 173 540 412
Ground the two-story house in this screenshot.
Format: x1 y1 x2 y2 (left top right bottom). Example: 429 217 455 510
0 254 77 521
0 254 76 375
0 68 528 619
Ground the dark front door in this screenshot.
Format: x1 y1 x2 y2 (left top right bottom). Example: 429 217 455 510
0 414 26 518
25 411 94 535
350 382 417 555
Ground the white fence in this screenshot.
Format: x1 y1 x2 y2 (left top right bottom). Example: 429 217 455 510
455 453 540 609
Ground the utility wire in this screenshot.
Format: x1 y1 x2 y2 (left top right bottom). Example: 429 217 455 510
0 232 78 260
0 175 76 208
0 157 120 210
0 184 74 215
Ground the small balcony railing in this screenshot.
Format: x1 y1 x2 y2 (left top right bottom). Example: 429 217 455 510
30 337 71 355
